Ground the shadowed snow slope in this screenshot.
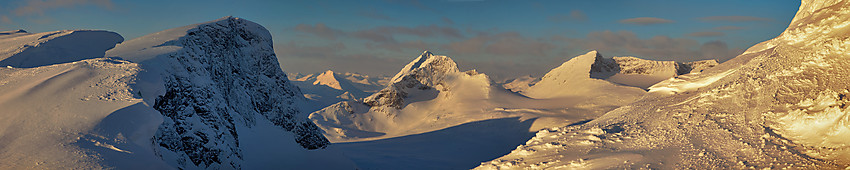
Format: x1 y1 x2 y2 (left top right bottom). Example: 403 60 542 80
479 0 850 169
0 29 122 68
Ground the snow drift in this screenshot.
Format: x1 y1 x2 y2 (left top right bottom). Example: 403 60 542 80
0 29 122 68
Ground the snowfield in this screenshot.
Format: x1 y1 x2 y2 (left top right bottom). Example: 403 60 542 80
0 58 170 169
308 50 719 169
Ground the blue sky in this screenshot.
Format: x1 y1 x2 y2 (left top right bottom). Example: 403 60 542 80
0 0 801 79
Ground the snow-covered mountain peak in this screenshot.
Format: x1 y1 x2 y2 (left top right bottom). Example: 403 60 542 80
389 50 460 85
106 16 329 169
522 51 648 98
314 70 343 90
548 50 600 78
106 16 270 63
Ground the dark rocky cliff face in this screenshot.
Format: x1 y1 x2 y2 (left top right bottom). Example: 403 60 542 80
147 17 328 169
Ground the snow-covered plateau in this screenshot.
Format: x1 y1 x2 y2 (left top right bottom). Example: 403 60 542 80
1 0 848 169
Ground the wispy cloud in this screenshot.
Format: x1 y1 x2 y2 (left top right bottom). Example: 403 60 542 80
1 15 11 24
619 17 674 25
441 17 454 25
698 16 771 22
293 23 463 43
687 31 725 37
385 0 432 11
12 0 115 16
294 23 344 40
714 26 745 30
564 30 741 61
444 32 554 57
549 10 587 22
358 10 395 21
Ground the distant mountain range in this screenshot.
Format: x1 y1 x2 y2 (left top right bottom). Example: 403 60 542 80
1 0 847 169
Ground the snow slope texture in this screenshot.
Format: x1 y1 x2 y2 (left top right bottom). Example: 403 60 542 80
0 58 170 169
479 0 850 169
0 29 122 68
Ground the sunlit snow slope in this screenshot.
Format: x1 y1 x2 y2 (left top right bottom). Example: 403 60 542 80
0 29 122 68
479 0 850 169
0 59 170 169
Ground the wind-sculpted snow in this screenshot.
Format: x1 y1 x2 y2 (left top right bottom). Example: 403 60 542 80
479 0 850 169
0 29 122 68
0 58 170 169
107 17 329 169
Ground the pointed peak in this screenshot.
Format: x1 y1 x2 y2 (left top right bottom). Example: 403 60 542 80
389 51 460 83
314 70 342 90
421 50 433 56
